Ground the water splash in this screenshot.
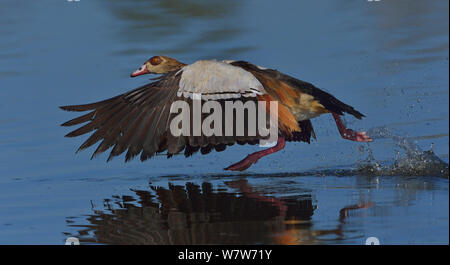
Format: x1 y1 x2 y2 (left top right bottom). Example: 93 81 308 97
149 126 448 179
356 127 448 178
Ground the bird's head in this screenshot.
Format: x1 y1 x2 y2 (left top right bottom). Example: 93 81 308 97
130 56 186 77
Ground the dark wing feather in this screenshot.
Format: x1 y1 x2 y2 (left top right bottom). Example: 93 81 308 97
288 120 316 143
230 61 365 119
60 71 180 161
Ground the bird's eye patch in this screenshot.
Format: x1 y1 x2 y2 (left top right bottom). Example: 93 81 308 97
149 56 162 66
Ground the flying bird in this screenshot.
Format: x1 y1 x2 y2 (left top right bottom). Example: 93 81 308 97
60 56 372 171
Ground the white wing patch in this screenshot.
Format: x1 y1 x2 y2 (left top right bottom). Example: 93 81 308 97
177 60 266 100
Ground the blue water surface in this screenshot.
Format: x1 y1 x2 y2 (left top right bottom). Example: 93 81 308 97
0 0 448 244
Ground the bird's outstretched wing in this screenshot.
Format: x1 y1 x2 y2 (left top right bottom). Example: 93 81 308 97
60 72 180 162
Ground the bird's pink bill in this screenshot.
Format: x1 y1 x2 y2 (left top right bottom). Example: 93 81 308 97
130 64 149 77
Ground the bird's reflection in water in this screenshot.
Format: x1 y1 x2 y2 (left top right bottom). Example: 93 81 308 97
66 179 373 245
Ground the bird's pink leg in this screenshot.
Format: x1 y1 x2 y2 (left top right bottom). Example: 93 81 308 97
332 113 372 142
225 137 286 171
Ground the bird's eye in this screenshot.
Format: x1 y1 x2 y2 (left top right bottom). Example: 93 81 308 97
150 56 162 66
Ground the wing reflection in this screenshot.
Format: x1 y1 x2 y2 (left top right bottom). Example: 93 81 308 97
67 179 322 244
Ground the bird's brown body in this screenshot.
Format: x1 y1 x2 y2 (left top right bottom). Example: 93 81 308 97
61 56 372 171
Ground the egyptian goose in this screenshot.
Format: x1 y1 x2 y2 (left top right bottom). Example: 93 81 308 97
60 56 372 171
